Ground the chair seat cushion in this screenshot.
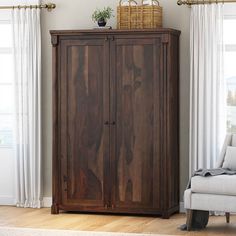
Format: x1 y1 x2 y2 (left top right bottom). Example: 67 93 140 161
191 175 236 196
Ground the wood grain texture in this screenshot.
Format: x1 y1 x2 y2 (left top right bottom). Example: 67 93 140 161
1 207 236 236
110 38 161 212
59 38 110 210
50 29 181 36
51 34 60 214
51 30 180 217
162 34 180 218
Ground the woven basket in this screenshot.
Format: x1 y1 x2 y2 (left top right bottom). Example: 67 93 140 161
117 0 162 29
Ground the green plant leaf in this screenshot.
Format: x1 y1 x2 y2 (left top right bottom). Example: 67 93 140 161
92 7 114 22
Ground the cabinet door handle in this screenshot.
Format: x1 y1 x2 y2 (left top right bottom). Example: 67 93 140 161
63 176 68 182
111 121 116 125
104 121 109 125
105 37 109 41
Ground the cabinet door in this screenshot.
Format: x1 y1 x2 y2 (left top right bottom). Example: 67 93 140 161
59 38 110 210
110 37 162 213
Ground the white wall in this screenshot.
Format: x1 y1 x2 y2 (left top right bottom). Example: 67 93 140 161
41 0 190 201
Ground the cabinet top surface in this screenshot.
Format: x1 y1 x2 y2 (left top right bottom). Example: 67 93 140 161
50 28 181 36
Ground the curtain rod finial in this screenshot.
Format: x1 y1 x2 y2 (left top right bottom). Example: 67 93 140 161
46 3 56 11
177 0 183 5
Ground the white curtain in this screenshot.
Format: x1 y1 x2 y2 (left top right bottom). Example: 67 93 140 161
12 1 42 208
189 4 226 176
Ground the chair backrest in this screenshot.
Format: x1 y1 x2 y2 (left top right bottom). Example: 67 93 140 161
216 134 236 168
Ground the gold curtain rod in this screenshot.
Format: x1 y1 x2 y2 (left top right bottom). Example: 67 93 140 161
0 3 56 11
177 0 236 5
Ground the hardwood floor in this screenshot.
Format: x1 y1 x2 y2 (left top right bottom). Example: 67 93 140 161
0 206 236 235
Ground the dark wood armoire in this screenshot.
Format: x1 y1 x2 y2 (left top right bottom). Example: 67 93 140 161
50 29 180 218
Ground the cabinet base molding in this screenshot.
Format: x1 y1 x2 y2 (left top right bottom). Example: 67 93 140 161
52 204 180 218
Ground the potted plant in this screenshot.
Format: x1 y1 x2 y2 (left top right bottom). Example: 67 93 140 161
92 7 113 27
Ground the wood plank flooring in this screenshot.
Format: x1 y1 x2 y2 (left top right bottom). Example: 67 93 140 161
0 206 236 235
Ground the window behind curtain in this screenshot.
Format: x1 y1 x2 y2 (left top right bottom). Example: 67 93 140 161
0 9 15 205
224 16 236 133
0 21 14 148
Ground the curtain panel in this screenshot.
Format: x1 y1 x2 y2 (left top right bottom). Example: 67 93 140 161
12 1 42 208
189 4 226 176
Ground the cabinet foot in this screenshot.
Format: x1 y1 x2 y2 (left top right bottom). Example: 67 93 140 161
51 204 59 214
162 212 170 219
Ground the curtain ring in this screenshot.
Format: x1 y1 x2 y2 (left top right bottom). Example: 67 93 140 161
18 5 21 9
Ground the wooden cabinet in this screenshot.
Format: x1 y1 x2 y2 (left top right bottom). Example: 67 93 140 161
51 29 180 218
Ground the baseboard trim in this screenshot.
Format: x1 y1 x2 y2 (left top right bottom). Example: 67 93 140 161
43 197 52 208
180 201 185 213
0 195 15 205
42 198 186 214
0 196 52 207
0 195 185 213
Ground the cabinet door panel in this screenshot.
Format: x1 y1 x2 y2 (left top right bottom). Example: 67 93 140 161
110 38 162 211
60 39 110 209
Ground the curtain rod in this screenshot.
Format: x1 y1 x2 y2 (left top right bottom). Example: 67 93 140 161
0 3 56 11
177 0 236 5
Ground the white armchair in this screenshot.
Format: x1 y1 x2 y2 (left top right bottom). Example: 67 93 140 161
184 134 236 230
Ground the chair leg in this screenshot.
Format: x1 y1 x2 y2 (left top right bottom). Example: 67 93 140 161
186 209 193 231
185 209 209 231
226 212 230 224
